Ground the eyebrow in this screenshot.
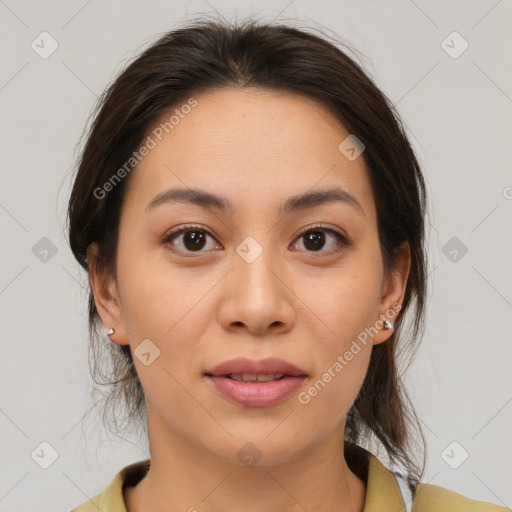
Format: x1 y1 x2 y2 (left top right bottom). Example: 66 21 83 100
145 186 365 217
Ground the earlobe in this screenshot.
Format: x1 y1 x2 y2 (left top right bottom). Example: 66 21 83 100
372 241 411 346
86 243 130 346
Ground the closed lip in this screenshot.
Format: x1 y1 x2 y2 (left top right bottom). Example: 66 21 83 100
204 357 308 377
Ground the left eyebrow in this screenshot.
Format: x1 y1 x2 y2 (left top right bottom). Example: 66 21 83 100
280 187 365 217
145 186 365 217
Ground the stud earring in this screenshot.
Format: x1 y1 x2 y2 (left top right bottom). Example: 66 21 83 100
107 327 115 336
382 320 393 330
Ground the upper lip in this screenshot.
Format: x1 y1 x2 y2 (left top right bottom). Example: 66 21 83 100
205 357 308 377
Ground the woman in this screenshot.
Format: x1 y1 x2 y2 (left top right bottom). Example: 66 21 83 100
68 17 507 512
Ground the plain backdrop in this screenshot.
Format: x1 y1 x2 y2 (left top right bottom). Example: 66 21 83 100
0 1 511 511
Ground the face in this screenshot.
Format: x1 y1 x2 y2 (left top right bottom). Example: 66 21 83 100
89 87 409 467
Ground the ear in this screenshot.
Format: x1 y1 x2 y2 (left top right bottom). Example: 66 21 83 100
86 242 130 346
372 241 411 345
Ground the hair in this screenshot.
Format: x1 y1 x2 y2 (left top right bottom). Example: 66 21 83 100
67 16 429 490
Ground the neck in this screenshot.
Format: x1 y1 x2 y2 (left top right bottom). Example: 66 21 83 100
124 407 367 512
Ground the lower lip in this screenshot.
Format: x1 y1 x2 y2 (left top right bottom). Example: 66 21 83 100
206 375 307 407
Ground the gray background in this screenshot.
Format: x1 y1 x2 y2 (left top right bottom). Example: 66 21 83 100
1 1 511 510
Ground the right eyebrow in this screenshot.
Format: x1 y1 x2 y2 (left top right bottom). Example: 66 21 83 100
145 187 232 213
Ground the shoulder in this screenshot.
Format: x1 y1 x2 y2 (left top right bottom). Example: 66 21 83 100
349 442 509 512
69 459 150 512
70 492 102 512
412 482 510 511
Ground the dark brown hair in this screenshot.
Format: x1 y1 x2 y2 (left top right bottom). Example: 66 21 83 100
67 16 428 489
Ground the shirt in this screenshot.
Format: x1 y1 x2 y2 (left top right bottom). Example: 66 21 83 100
70 446 509 512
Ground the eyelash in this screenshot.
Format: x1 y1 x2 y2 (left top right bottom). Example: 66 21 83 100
162 223 352 257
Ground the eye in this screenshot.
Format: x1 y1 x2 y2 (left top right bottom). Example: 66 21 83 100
162 223 352 256
291 224 351 254
162 224 220 254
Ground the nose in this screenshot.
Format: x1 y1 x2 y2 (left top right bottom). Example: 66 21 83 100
217 244 295 336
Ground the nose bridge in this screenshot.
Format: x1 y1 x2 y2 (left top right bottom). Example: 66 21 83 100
234 234 280 302
220 232 294 334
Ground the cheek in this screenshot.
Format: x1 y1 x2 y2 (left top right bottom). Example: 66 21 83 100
293 279 376 433
115 235 192 333
303 248 384 341
114 249 215 412
291 246 382 413
307 277 376 379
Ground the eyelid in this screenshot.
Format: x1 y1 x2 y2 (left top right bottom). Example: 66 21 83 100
294 223 350 243
162 224 220 253
291 223 353 253
163 223 215 240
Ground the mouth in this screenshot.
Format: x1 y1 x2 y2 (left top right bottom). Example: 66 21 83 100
204 357 308 379
204 372 308 407
204 372 294 382
203 357 308 407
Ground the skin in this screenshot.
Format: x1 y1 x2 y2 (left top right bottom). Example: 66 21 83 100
88 86 410 512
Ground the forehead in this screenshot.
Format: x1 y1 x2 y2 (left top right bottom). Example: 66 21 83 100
123 87 375 222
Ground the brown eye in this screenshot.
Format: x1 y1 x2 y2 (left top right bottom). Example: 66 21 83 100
163 226 219 253
181 230 207 251
302 230 327 251
292 226 351 254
